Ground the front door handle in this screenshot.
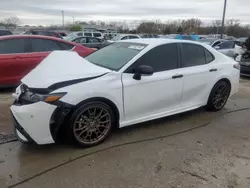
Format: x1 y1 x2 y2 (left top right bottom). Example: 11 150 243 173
209 68 218 72
172 74 183 79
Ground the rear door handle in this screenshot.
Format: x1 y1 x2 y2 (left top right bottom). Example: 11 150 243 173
209 68 217 72
172 74 183 79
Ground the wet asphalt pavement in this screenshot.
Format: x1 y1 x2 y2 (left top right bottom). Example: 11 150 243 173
0 79 250 188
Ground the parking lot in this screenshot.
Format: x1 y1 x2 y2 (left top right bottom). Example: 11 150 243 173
0 78 249 188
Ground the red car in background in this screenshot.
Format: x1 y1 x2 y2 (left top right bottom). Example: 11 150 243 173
0 35 95 88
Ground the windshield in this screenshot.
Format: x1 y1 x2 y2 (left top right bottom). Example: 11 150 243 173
85 42 147 71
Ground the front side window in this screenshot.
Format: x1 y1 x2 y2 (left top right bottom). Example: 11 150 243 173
181 43 206 67
31 38 61 52
126 43 178 73
85 42 147 71
0 39 26 54
88 38 100 43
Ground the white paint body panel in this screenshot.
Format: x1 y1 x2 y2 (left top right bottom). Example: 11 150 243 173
21 51 111 88
11 102 57 144
10 39 240 145
121 70 183 126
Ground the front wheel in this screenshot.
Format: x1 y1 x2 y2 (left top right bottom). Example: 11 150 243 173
206 80 231 111
68 101 115 147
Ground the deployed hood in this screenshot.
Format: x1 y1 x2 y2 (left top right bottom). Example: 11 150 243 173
22 51 111 88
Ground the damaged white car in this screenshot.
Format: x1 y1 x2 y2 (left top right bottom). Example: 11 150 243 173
10 39 240 147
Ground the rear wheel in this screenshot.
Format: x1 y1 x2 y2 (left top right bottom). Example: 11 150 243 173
206 80 231 111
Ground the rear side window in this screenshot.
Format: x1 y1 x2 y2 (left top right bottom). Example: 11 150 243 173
57 42 74 50
121 36 128 40
0 39 26 54
181 43 206 67
129 36 139 39
93 33 101 37
84 33 92 37
204 49 214 63
212 41 222 47
79 38 87 43
218 41 235 49
0 30 12 36
182 35 193 40
76 32 83 36
126 43 178 73
30 38 62 52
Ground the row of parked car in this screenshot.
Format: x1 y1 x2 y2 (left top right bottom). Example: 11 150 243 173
0 29 249 88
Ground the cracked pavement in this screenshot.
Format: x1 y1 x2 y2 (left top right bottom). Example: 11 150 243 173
0 79 250 188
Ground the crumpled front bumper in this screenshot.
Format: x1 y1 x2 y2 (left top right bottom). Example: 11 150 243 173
10 102 57 145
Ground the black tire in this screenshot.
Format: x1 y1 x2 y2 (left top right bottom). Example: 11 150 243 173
68 101 115 147
206 80 231 111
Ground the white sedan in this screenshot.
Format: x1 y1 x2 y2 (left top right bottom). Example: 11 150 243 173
10 39 240 147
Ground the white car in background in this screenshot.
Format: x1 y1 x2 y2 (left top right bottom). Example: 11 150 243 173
64 31 104 41
199 39 238 58
11 39 240 147
107 34 140 43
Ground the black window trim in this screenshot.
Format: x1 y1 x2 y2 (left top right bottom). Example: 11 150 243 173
179 43 214 68
124 43 181 73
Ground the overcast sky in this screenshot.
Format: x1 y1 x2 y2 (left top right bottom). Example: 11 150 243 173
1 0 250 26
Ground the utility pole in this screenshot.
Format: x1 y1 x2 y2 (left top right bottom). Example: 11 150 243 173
221 0 227 39
62 10 64 28
72 16 75 25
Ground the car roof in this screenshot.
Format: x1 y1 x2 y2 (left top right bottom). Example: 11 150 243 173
0 35 76 44
118 34 139 37
118 38 204 47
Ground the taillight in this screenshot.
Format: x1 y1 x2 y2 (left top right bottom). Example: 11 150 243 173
233 63 240 70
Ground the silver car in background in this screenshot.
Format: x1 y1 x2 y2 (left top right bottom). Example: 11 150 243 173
199 39 237 58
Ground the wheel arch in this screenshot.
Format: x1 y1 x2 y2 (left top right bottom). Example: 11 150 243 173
206 77 232 103
74 97 120 126
54 97 121 143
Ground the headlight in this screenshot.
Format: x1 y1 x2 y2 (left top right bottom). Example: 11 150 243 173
21 91 67 104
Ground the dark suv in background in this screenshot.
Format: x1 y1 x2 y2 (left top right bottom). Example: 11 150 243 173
0 30 13 36
24 30 62 38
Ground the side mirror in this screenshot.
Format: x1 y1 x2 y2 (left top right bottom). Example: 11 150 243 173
214 46 220 50
133 65 154 80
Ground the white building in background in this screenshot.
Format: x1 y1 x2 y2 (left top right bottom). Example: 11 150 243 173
80 24 118 34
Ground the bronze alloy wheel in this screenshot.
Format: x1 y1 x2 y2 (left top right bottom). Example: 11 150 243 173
72 103 113 146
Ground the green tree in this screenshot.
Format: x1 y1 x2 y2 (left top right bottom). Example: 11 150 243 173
70 25 82 31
